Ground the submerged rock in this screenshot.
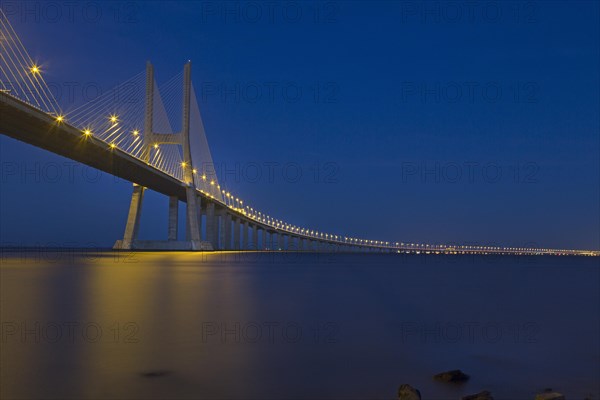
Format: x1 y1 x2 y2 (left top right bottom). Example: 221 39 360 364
140 370 171 378
433 369 470 382
462 391 494 400
397 384 421 400
534 391 565 400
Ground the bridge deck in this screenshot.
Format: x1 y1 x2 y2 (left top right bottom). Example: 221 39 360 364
0 94 187 201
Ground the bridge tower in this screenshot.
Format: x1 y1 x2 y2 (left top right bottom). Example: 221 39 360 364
114 61 210 251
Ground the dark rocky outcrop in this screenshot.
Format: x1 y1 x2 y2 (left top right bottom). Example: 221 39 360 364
397 384 421 400
140 370 171 378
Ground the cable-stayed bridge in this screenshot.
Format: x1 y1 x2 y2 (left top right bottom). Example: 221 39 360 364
0 12 596 256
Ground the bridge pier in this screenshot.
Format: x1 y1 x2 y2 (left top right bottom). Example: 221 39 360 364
113 62 213 251
233 217 241 250
185 187 202 248
242 220 249 250
252 225 258 250
277 232 284 250
218 210 231 250
206 202 218 248
116 184 145 249
168 195 178 241
196 194 203 240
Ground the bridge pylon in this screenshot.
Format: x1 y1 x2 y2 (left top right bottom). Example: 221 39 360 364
113 61 211 251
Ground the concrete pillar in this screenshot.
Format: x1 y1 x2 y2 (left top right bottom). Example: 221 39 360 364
185 187 201 244
196 194 202 240
252 225 258 250
206 202 217 249
225 214 232 249
277 232 284 250
142 62 153 162
220 211 231 250
168 196 178 241
299 237 305 251
243 220 249 250
218 213 225 250
219 211 227 250
181 62 193 185
121 184 145 249
266 231 271 250
233 217 241 250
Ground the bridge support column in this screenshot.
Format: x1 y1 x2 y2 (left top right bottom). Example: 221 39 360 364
233 217 241 250
295 236 301 251
220 212 231 250
252 225 258 250
277 233 284 250
242 221 249 250
206 202 217 248
185 187 202 248
196 194 203 240
117 183 145 249
168 196 178 241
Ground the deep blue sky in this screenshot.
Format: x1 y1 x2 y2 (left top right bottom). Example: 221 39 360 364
1 1 598 250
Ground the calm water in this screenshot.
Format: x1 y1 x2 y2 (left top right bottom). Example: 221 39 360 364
1 251 598 399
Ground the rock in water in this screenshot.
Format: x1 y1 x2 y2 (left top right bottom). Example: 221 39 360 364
462 391 494 400
433 369 470 382
140 370 171 378
397 384 421 400
534 392 565 400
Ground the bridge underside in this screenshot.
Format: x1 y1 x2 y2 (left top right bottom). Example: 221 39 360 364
0 94 187 201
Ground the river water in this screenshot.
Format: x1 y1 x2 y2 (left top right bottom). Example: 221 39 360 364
1 251 598 399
